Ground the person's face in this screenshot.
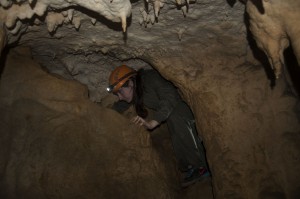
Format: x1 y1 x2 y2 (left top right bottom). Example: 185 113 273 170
116 80 134 103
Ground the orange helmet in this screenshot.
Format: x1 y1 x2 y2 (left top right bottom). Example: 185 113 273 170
107 65 137 93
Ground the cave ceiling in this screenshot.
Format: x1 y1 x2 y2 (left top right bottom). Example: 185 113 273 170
1 0 246 47
0 0 299 101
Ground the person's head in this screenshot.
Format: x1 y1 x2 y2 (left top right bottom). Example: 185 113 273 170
107 65 137 103
107 65 148 118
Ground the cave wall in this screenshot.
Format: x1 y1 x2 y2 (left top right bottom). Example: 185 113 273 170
142 42 300 198
0 0 300 199
1 39 299 199
0 48 178 199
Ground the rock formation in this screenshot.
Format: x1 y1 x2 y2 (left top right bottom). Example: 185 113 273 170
0 0 299 198
246 0 300 78
0 48 214 199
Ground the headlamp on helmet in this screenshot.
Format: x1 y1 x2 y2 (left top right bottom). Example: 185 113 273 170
106 85 114 93
107 65 137 94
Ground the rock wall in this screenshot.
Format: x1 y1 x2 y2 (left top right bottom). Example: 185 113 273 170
247 0 300 78
144 43 300 198
0 48 176 199
0 37 299 199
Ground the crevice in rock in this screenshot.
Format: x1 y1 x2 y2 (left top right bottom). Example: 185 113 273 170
0 47 8 77
283 45 300 96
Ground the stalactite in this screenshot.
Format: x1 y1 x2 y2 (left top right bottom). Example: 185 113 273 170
120 14 127 32
9 20 22 35
67 9 74 22
91 18 97 25
73 16 81 30
46 12 65 33
0 0 12 8
0 0 132 34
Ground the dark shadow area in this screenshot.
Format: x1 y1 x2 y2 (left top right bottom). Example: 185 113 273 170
249 0 265 14
28 0 37 8
283 45 300 96
143 0 149 12
226 0 237 7
0 47 9 78
244 12 276 88
130 0 140 4
226 0 263 12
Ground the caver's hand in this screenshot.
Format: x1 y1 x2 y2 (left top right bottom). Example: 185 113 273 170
131 116 159 130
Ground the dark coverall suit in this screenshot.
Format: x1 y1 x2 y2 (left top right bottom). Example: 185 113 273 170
113 69 208 171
